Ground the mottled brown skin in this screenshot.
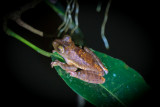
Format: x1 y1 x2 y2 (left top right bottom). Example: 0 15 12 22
51 35 108 84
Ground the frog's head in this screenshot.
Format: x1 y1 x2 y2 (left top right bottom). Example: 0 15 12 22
52 35 74 55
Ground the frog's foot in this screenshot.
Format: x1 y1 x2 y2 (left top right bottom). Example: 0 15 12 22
66 71 77 77
51 60 58 68
68 70 105 84
52 50 56 53
104 69 108 75
51 60 77 71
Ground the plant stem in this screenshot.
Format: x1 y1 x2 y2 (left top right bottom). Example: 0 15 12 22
15 18 43 37
101 0 112 49
6 28 52 57
45 0 64 18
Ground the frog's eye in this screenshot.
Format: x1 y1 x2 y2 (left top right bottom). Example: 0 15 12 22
57 45 64 53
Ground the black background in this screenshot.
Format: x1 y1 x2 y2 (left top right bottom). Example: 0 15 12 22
1 0 158 106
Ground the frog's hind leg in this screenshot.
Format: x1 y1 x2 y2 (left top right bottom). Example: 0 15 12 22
51 60 105 84
69 70 105 84
84 47 108 74
51 60 77 71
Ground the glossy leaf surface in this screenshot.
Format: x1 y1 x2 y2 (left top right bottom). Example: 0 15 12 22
51 50 149 106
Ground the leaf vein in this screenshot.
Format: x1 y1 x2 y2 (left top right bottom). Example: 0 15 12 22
99 84 127 107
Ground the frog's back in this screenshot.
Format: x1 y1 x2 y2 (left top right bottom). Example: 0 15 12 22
68 47 102 71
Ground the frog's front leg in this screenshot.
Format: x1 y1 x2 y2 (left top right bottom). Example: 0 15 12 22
70 70 105 84
51 60 77 71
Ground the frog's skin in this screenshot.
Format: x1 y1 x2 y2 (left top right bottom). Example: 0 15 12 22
51 35 108 84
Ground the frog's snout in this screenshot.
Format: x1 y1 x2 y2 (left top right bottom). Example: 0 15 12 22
52 41 58 51
52 39 61 48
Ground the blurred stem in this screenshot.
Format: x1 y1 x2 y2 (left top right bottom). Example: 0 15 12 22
5 28 63 60
45 0 64 18
15 18 43 37
8 0 44 37
101 0 112 49
77 95 85 107
2 0 63 59
96 2 102 12
45 0 84 46
3 17 63 60
45 0 82 35
5 28 52 57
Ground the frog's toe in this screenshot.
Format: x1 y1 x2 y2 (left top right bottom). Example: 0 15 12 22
52 50 56 53
67 71 78 77
104 69 108 75
51 60 59 68
51 62 56 68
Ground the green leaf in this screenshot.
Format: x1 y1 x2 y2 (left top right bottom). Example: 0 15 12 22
51 49 149 106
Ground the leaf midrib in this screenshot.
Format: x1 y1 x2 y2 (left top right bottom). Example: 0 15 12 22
99 84 126 107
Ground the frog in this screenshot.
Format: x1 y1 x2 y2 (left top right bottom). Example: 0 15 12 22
51 35 108 84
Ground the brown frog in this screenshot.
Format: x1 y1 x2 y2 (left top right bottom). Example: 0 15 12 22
51 35 108 84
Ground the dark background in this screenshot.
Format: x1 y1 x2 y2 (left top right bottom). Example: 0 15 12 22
1 0 158 106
